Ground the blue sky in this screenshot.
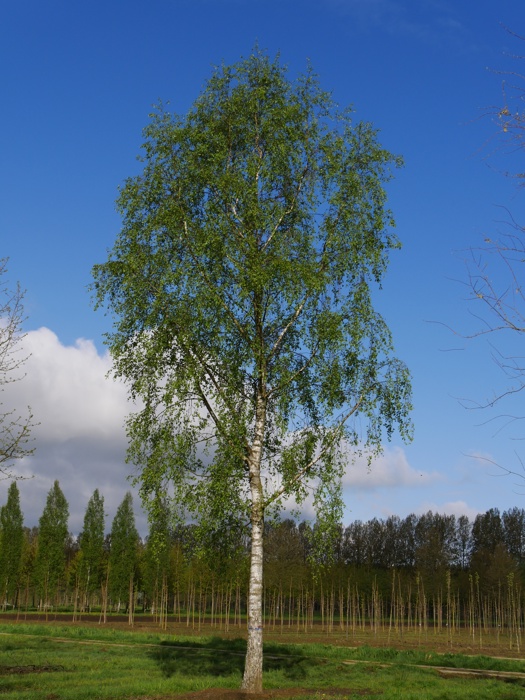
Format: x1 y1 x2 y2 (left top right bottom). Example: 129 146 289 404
2 0 525 534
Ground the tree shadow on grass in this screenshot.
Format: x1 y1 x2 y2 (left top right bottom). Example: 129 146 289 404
149 638 316 680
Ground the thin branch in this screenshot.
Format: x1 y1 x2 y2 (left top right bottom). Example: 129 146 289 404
267 295 310 363
266 342 320 400
467 449 525 495
261 165 310 253
182 220 252 345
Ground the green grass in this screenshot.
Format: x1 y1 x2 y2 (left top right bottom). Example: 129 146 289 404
1 624 525 699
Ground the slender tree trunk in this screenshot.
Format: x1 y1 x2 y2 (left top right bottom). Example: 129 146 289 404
99 565 109 625
242 393 266 693
72 576 79 622
128 574 134 626
242 499 264 692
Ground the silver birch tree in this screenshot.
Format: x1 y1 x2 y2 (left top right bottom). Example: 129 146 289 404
93 51 412 692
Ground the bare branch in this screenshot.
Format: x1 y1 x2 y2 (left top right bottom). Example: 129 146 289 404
468 449 525 495
0 258 36 479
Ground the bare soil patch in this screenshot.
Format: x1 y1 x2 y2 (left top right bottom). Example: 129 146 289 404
0 664 65 675
134 690 380 700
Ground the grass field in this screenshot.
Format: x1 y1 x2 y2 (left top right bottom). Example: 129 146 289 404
1 621 525 699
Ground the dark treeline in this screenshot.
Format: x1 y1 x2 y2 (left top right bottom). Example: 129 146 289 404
1 480 525 644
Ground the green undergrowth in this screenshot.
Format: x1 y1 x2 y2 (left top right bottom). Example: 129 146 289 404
0 624 525 699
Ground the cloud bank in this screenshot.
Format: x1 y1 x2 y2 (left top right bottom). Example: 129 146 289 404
1 327 142 534
342 445 440 489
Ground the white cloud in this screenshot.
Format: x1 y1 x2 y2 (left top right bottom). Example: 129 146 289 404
264 444 438 525
0 327 145 535
415 499 481 521
342 445 440 489
17 327 129 442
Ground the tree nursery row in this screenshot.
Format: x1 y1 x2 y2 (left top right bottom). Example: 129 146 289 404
0 479 524 641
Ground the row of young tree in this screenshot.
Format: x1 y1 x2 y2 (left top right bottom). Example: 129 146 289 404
0 481 139 618
2 479 525 621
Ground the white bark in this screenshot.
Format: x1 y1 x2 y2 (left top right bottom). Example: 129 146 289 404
242 497 264 692
241 396 265 693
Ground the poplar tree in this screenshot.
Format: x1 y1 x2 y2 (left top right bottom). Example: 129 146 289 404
93 51 412 691
108 492 139 610
0 481 24 607
502 507 525 566
78 489 106 607
143 495 171 611
34 480 69 607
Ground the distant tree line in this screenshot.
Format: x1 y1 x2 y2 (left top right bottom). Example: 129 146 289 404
1 480 525 637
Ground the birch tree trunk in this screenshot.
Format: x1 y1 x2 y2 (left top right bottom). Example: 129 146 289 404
242 397 265 693
242 495 264 692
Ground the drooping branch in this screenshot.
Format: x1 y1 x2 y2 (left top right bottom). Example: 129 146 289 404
264 395 364 508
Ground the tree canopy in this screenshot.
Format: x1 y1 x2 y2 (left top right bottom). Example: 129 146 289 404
93 51 412 691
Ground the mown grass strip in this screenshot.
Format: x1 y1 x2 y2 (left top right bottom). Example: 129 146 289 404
1 624 525 699
3 626 525 674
